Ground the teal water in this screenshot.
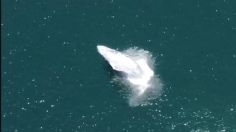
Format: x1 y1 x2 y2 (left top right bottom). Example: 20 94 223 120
2 0 236 131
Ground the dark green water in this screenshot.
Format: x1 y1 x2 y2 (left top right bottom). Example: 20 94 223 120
2 0 236 131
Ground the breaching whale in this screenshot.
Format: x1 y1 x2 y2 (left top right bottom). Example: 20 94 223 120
97 45 154 95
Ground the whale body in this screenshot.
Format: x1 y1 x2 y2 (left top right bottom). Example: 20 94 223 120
97 45 154 95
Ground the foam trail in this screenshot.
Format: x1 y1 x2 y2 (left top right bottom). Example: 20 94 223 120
97 45 162 106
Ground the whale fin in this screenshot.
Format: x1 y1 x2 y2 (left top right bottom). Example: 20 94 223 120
97 45 140 75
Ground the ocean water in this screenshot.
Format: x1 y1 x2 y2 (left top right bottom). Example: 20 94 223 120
2 0 236 132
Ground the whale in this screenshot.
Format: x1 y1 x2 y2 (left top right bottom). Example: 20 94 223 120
97 45 154 95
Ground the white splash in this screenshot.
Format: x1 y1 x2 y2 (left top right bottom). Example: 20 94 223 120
97 45 163 106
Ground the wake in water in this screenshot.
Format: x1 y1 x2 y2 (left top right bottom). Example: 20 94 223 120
97 45 163 106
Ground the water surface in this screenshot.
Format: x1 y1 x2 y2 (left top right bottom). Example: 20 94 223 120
2 0 236 131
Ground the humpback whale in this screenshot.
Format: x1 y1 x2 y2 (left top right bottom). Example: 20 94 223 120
97 45 154 95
